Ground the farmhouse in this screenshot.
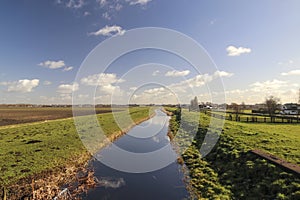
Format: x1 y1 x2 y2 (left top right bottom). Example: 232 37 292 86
281 103 300 115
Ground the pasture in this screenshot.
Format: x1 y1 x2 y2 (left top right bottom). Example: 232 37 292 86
0 107 152 186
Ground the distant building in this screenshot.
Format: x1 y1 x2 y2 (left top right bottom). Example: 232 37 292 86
280 103 300 115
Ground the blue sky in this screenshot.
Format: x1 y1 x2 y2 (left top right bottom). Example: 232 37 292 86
0 0 299 104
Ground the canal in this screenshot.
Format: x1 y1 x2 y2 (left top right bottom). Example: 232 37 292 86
83 109 188 200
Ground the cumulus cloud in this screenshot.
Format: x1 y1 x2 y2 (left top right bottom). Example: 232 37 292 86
213 70 234 78
169 73 213 91
57 83 79 93
223 78 298 104
152 70 160 76
226 45 251 56
102 12 111 20
39 60 65 69
131 87 177 104
62 66 74 72
81 73 124 96
57 0 84 9
281 69 300 76
0 79 39 93
39 60 73 71
250 79 288 92
99 84 123 95
83 11 90 16
98 0 107 7
81 73 123 86
89 25 125 36
130 70 233 104
126 0 152 6
165 70 190 77
130 87 138 91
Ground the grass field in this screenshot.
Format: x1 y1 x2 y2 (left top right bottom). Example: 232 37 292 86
182 109 300 165
166 107 300 199
0 107 153 186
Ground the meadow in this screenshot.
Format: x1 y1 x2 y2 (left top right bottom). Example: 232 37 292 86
166 108 300 199
0 107 152 187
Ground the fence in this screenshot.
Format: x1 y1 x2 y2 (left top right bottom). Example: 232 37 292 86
208 112 300 123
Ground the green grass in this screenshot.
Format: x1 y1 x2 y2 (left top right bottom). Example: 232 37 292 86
0 107 152 186
224 121 300 164
167 108 300 199
190 110 300 164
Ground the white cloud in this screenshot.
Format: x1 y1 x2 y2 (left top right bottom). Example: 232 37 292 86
152 70 160 76
126 0 152 6
57 0 84 9
62 66 74 72
0 79 39 93
213 70 234 78
81 73 124 96
89 25 125 36
59 93 72 100
226 45 251 56
78 94 89 99
130 87 138 91
165 70 190 77
39 60 65 69
80 73 122 86
57 83 79 93
223 78 299 104
281 69 300 76
67 0 84 8
102 12 111 20
278 60 294 66
250 79 288 92
39 60 73 71
130 87 177 104
99 84 123 96
83 11 90 16
43 81 52 85
115 3 123 10
169 73 213 90
98 0 107 7
129 70 233 104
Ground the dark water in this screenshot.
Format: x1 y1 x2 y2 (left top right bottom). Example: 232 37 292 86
83 109 188 200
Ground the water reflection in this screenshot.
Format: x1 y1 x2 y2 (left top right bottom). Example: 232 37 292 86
84 109 188 200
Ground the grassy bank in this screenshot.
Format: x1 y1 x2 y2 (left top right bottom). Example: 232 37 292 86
166 107 300 199
0 107 153 188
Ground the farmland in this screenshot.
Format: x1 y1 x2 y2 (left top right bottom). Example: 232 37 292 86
166 108 300 199
0 106 121 126
0 107 153 188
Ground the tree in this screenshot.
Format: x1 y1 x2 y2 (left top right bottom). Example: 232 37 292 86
240 102 246 113
231 103 240 121
190 96 199 111
265 96 280 122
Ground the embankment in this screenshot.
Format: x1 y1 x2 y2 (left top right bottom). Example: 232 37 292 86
1 108 155 199
166 107 300 200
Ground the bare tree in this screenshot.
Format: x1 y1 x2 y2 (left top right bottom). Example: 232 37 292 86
231 103 241 121
189 96 199 111
265 96 280 122
240 102 246 113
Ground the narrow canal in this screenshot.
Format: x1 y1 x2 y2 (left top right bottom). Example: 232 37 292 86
83 109 188 200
